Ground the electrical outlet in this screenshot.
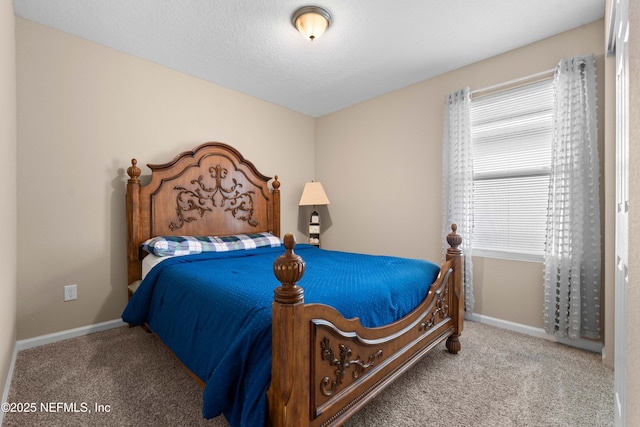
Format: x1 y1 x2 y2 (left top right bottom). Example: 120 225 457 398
64 284 77 301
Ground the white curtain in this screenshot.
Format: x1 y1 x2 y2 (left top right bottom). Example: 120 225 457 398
442 87 474 315
543 54 601 340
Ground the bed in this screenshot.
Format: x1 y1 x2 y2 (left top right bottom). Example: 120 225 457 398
122 142 464 426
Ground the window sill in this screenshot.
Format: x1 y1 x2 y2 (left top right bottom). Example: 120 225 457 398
471 249 544 263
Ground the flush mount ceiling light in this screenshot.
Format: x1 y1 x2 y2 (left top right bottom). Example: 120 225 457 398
292 6 331 41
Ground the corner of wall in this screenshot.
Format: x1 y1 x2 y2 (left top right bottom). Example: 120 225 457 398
0 0 18 417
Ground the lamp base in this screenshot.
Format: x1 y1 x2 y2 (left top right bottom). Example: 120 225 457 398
308 210 320 247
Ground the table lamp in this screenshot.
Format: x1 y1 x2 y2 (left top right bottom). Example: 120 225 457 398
299 182 330 247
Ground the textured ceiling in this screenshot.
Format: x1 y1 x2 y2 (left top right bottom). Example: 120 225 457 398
13 0 606 117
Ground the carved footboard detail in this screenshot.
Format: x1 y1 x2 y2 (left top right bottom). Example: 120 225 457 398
419 272 451 332
319 338 383 397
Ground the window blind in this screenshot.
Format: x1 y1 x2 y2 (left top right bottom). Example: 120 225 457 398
471 79 554 261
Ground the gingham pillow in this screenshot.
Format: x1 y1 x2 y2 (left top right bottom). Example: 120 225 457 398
142 232 281 257
215 233 282 251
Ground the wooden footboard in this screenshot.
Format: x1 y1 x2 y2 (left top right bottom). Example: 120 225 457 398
268 225 464 426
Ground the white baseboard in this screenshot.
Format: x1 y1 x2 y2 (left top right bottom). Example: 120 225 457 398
15 319 128 351
467 313 603 354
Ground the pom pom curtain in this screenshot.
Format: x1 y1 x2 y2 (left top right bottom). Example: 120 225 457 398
543 54 601 340
441 87 475 315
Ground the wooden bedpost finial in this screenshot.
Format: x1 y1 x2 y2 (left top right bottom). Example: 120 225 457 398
446 223 462 255
272 175 280 191
127 159 141 182
273 233 305 304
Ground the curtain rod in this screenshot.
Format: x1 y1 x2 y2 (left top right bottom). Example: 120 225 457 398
471 67 556 98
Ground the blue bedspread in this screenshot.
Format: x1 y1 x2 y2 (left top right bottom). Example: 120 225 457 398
122 244 440 427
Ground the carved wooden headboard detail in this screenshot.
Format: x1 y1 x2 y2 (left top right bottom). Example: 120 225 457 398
125 142 281 287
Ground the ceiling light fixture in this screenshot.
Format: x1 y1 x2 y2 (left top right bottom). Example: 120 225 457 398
292 6 331 41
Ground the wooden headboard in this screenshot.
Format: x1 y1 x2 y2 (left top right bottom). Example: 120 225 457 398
125 142 280 288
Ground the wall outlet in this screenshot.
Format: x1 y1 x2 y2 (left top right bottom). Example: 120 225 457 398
64 284 77 301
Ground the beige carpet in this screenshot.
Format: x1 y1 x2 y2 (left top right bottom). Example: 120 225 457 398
3 321 613 426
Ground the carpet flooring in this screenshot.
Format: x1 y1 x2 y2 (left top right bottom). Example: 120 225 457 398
3 321 613 426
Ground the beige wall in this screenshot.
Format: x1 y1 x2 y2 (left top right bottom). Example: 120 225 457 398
316 20 610 349
0 0 17 408
15 18 316 339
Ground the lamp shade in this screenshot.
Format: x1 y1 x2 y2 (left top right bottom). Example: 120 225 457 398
299 182 330 206
292 6 331 41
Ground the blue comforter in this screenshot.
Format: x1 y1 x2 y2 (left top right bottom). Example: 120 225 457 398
122 244 440 427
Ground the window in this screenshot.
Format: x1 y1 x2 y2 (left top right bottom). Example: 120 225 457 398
470 79 553 262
